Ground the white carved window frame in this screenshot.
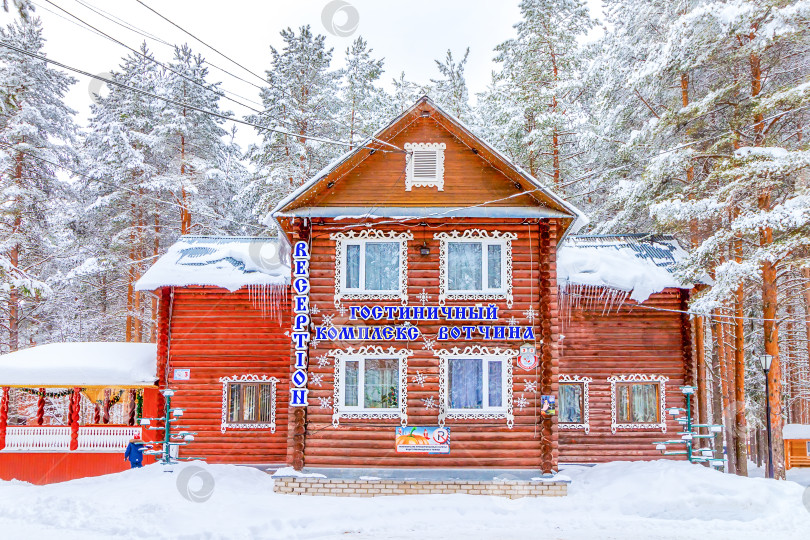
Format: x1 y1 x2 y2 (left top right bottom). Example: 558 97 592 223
435 346 515 428
558 374 592 434
330 346 412 427
330 230 413 307
219 374 278 434
434 230 515 307
607 374 669 434
404 142 446 191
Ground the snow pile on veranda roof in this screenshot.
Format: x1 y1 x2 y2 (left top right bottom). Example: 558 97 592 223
783 423 810 440
135 236 290 292
0 342 157 386
558 234 691 303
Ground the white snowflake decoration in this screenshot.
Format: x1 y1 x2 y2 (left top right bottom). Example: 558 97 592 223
412 371 426 387
422 337 436 351
523 307 537 323
417 289 431 305
523 379 537 394
507 316 519 327
316 354 330 368
310 304 320 315
317 396 332 410
336 305 347 316
515 395 529 411
321 314 334 327
421 396 436 410
311 373 324 387
310 339 320 349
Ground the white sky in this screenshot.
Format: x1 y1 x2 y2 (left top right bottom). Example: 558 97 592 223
2 0 605 147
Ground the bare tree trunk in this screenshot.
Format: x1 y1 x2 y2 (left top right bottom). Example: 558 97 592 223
734 280 748 475
751 50 785 479
710 331 725 461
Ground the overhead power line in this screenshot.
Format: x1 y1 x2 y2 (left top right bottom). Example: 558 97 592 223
74 0 267 92
0 40 400 152
135 0 267 85
39 0 266 114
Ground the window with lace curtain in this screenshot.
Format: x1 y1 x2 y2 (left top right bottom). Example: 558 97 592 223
559 383 584 424
340 357 400 411
447 357 507 413
343 240 400 293
615 383 660 423
227 382 275 424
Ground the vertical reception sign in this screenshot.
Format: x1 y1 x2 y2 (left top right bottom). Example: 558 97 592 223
291 240 310 407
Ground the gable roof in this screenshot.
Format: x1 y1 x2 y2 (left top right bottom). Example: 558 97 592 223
271 96 588 244
135 236 290 292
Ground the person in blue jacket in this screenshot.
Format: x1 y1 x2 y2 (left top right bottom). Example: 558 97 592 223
124 433 150 468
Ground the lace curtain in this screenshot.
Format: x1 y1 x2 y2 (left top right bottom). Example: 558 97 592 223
345 359 399 409
617 383 658 423
449 359 502 409
559 383 583 423
448 242 502 291
346 242 398 290
448 243 482 290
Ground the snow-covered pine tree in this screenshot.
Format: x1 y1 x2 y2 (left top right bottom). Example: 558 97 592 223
82 43 166 343
491 0 596 191
431 48 472 122
0 17 77 351
155 43 235 235
243 26 342 224
340 36 386 148
646 0 810 480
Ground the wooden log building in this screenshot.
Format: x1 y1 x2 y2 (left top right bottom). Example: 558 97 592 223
130 97 695 492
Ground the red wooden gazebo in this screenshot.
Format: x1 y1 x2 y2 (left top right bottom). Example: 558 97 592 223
0 342 160 484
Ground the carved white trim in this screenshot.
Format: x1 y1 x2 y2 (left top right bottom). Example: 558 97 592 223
434 230 515 307
218 374 278 434
435 346 516 428
607 374 669 434
330 230 413 307
404 142 446 191
330 346 413 427
558 374 592 434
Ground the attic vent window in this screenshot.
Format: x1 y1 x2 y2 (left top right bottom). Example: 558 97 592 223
404 142 446 191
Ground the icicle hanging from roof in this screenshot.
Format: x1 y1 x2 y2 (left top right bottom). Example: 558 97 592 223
247 283 288 325
558 282 631 332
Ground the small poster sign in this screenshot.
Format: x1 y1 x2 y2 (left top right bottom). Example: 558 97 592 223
395 426 450 454
173 369 190 381
541 395 556 416
517 343 538 371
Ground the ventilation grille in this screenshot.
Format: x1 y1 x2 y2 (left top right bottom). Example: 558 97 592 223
412 150 439 180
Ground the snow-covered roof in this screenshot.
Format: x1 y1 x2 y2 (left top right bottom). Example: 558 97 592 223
0 342 157 387
135 236 290 292
558 234 692 303
783 423 810 440
271 96 588 242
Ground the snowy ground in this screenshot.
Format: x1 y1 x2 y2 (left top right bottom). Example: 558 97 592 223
0 460 808 539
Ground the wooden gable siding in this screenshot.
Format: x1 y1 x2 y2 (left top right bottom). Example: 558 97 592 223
165 287 291 465
301 218 560 469
309 116 544 208
558 289 690 463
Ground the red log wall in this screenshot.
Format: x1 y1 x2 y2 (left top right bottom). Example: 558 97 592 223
559 288 690 463
163 286 291 465
301 218 559 469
